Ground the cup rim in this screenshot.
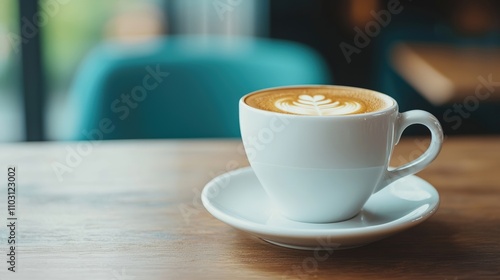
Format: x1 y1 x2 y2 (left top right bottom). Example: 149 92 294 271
240 85 398 118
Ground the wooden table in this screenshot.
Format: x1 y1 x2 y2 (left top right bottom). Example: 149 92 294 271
0 137 499 279
391 43 500 105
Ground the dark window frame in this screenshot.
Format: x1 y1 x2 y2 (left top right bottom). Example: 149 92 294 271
19 0 45 141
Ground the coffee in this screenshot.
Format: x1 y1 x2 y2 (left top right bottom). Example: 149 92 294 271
244 87 392 116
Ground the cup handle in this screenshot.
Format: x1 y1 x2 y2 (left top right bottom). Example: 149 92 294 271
374 110 444 193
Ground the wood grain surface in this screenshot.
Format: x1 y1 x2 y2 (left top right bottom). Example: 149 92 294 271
0 137 499 279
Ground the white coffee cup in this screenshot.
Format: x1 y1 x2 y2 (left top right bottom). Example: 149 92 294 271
239 85 443 223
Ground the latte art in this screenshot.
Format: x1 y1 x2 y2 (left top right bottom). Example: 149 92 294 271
244 86 392 116
275 94 364 116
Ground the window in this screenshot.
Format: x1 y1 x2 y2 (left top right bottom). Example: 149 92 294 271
0 0 22 141
41 0 165 140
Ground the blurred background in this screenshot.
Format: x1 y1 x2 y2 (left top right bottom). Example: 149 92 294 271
1 0 499 141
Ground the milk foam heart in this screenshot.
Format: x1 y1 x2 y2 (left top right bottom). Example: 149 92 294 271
275 94 364 116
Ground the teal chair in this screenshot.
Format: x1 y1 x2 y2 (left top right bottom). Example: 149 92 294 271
69 36 331 140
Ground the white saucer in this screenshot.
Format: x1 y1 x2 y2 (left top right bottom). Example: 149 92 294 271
201 167 439 250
